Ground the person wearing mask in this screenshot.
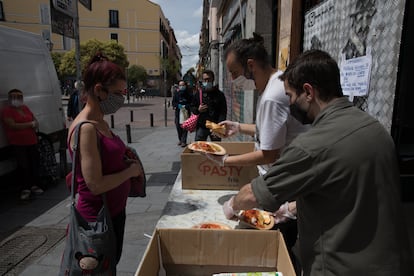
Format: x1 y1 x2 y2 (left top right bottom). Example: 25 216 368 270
223 49 413 275
207 34 308 173
191 69 227 141
205 34 308 272
172 80 192 147
1 89 44 200
65 52 143 267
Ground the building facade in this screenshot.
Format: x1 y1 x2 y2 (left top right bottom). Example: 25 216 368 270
201 0 413 198
0 0 182 95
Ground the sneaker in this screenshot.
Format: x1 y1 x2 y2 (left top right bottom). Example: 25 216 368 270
181 143 187 148
31 186 44 195
20 190 31 200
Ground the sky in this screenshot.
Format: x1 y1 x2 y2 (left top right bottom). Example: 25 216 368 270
150 0 203 75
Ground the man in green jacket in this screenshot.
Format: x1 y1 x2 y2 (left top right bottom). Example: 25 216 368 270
223 50 413 275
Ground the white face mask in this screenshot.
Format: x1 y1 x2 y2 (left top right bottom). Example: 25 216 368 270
11 99 23 107
232 75 255 91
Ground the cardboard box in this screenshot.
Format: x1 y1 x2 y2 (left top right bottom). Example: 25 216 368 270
181 142 259 190
136 228 295 276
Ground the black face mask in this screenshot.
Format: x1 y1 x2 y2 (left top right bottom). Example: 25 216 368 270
290 103 312 125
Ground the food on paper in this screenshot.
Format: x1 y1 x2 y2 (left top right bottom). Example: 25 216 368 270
206 120 226 135
238 209 275 230
188 141 226 155
192 222 232 230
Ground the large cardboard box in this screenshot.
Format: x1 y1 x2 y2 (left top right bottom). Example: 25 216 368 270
181 142 259 190
136 228 296 276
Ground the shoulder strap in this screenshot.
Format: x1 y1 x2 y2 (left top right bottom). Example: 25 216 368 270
199 88 202 104
70 121 107 206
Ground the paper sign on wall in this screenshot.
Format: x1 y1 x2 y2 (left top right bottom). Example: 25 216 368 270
340 49 372 98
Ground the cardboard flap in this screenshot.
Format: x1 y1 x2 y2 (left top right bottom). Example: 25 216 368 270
159 228 279 267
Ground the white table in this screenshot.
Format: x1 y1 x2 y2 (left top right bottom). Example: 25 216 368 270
156 171 240 229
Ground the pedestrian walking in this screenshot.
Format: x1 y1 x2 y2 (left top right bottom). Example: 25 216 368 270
172 80 192 147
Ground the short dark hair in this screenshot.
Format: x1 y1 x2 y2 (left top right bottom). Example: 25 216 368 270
224 32 269 69
202 69 215 82
279 50 343 101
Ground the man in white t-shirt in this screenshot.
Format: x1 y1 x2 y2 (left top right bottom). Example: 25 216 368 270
205 34 308 273
207 33 308 175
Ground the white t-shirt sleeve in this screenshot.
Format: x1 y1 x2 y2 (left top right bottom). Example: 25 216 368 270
257 98 289 150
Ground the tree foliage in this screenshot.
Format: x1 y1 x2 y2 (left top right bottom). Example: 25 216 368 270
51 52 64 79
59 39 129 77
161 57 181 83
127 65 147 87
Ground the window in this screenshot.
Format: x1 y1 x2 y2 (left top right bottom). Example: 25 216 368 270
110 33 118 42
109 10 119 28
0 1 5 21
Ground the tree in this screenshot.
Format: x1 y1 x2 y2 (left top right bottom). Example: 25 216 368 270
127 65 147 88
51 52 64 80
59 39 129 77
160 57 181 87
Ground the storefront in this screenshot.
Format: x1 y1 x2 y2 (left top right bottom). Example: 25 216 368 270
276 0 413 200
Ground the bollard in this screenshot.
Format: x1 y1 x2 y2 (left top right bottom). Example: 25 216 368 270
110 115 114 128
130 110 134 122
126 124 131 143
164 98 167 127
150 113 154 127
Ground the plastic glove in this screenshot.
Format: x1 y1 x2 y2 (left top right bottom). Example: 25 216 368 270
220 120 240 137
203 153 228 166
272 201 297 224
223 196 239 220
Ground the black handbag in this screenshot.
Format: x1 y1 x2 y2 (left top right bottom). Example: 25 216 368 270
59 122 117 276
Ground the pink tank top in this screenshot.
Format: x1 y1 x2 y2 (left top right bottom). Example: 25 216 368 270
68 126 130 221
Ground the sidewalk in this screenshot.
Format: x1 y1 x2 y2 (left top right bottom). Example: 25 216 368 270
0 97 192 275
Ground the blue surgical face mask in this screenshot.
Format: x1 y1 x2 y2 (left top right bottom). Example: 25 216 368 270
179 86 186 91
202 82 213 90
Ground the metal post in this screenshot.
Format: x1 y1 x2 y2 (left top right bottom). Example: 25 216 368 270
74 0 81 87
164 98 167 127
130 110 134 122
150 113 154 127
126 124 131 143
161 40 167 127
110 115 114 128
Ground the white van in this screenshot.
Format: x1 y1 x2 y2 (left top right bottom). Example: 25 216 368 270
0 25 66 176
